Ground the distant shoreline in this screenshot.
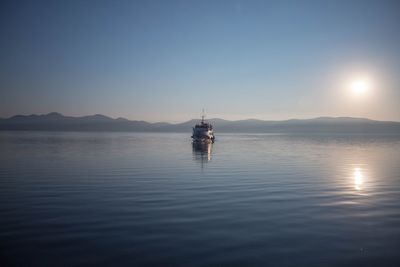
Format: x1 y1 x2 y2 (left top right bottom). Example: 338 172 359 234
1 112 400 134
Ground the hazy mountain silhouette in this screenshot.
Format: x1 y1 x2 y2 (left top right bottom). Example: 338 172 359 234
1 112 399 134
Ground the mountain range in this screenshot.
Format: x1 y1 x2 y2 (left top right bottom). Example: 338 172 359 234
1 112 400 134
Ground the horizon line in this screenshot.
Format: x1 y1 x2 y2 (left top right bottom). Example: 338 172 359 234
1 112 400 124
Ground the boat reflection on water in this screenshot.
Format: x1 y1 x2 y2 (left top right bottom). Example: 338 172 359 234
192 140 213 168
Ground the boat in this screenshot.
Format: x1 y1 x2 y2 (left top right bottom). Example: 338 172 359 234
191 110 215 142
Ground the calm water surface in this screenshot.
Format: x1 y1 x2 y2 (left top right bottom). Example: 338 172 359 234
1 132 400 266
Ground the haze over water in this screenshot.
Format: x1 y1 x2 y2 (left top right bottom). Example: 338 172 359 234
1 131 400 266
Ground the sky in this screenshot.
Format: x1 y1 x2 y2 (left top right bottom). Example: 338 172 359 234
1 0 400 122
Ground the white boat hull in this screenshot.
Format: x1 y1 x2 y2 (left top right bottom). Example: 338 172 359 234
192 128 214 141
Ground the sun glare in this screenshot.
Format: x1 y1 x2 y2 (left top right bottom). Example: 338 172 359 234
350 80 369 95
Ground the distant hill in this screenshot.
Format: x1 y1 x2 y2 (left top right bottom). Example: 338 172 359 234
1 112 400 134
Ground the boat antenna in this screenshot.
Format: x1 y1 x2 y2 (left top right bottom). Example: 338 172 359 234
201 108 205 123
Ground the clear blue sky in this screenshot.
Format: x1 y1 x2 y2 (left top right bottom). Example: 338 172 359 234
1 0 399 122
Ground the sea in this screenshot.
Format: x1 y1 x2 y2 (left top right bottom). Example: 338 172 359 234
1 131 400 266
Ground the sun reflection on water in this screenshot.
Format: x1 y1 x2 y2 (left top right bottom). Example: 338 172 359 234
354 167 363 191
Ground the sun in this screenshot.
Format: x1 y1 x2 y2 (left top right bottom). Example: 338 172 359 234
350 80 369 95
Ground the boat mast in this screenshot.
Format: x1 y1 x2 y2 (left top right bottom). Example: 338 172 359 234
201 108 205 124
